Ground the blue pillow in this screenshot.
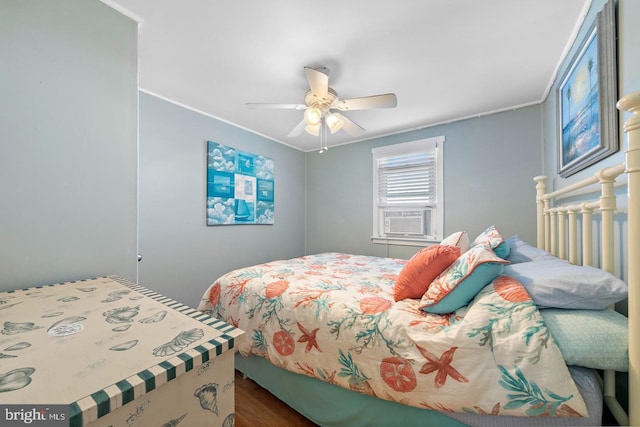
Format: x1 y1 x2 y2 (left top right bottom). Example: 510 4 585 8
541 308 628 371
420 246 508 314
504 259 628 309
506 235 557 264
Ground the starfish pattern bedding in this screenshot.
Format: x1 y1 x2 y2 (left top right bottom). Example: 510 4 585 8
197 252 587 418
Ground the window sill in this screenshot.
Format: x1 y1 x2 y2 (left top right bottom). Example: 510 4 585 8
371 236 438 247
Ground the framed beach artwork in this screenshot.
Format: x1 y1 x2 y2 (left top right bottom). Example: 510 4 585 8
206 141 274 225
557 0 617 178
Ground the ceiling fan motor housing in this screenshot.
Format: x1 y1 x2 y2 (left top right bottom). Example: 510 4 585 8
304 88 338 115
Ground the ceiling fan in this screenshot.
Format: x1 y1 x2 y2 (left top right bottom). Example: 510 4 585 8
246 66 397 151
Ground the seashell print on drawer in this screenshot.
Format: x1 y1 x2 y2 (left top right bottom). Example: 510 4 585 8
102 305 140 323
138 310 167 324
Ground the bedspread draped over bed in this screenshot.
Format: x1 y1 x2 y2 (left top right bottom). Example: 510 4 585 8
197 253 587 418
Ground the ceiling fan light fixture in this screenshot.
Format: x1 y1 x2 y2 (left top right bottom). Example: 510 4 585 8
325 113 344 134
304 107 322 126
305 123 320 136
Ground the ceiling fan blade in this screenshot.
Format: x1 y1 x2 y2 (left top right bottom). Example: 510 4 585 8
246 103 306 110
336 93 397 111
287 119 307 137
304 67 328 98
333 112 365 137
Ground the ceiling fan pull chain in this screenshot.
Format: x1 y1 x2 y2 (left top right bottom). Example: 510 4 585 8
319 122 328 153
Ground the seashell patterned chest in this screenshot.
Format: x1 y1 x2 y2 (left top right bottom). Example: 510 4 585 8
0 276 244 427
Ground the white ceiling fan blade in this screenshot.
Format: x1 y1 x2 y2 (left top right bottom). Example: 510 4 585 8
336 93 397 111
333 112 365 137
287 119 307 137
304 67 328 98
246 103 306 110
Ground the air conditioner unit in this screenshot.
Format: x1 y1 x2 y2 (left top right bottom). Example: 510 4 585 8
383 209 431 236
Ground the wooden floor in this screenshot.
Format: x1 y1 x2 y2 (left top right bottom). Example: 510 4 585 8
235 370 317 427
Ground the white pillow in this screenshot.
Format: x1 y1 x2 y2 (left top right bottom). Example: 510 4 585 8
504 259 628 309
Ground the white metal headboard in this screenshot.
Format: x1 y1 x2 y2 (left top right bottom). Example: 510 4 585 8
534 91 639 426
534 162 625 270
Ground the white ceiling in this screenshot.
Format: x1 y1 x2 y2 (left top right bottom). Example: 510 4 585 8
105 0 590 152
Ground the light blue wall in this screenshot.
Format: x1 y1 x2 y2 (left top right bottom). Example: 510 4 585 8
138 93 306 307
0 0 138 290
617 0 640 99
305 106 543 259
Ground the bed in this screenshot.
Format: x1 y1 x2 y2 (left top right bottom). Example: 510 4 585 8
196 90 639 427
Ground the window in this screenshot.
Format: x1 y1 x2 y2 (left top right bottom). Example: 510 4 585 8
372 136 444 245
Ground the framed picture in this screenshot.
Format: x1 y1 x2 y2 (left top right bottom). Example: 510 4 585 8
206 141 275 225
557 0 617 178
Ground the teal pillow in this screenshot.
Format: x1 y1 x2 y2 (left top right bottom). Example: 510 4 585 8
541 308 628 371
420 246 508 314
494 241 510 259
471 225 510 259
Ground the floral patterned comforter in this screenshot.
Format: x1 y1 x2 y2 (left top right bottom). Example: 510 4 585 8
197 253 587 418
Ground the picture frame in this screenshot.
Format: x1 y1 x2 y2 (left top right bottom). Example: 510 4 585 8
206 141 275 225
557 0 617 178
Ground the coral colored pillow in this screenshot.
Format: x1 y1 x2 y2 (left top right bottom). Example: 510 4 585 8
394 245 461 301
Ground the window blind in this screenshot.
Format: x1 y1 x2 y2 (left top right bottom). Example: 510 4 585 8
377 151 436 205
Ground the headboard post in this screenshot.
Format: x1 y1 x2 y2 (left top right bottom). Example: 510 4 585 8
567 206 580 265
534 176 547 249
580 203 594 266
549 209 558 256
543 199 551 252
597 170 617 274
557 209 567 259
617 91 640 427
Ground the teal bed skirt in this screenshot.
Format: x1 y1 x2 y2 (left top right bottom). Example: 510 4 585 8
235 354 603 427
236 354 470 427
